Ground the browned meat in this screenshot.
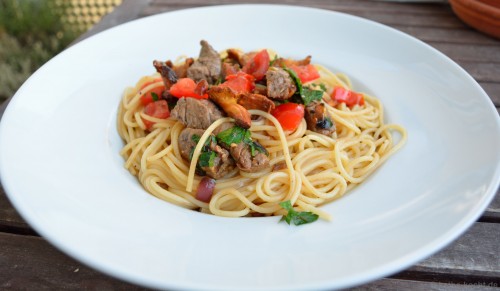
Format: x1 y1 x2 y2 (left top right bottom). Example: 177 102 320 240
178 128 205 160
272 161 287 171
208 86 252 129
271 55 312 68
237 93 275 113
194 79 209 96
229 142 269 173
166 58 194 78
304 101 336 136
178 128 235 179
221 61 240 80
153 60 178 89
170 97 224 129
187 40 221 84
226 49 256 67
266 67 296 100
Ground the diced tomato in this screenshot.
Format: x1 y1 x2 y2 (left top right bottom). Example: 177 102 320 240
220 71 255 93
143 100 170 129
169 78 208 99
331 86 365 108
271 103 305 131
242 49 270 81
290 64 320 83
140 85 165 105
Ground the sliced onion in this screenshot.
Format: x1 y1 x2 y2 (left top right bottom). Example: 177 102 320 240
196 177 216 203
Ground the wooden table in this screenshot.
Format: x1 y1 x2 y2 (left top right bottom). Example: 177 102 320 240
1 0 499 289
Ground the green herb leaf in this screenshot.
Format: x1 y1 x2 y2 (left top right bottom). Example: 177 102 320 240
217 126 268 157
216 126 248 146
199 151 216 167
151 92 159 101
283 67 302 94
301 87 324 106
279 200 319 226
191 134 201 144
283 67 323 106
249 141 267 157
319 83 328 92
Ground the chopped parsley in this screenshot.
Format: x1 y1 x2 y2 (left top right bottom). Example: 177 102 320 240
216 126 268 157
284 67 324 106
190 134 217 168
199 151 216 167
279 200 319 226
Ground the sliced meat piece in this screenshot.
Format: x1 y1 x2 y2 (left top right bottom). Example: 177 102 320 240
194 79 209 96
178 128 205 160
208 86 251 129
170 97 224 129
266 67 296 100
205 141 235 179
304 101 336 136
187 40 221 84
271 55 312 68
237 93 275 113
178 128 235 179
153 60 178 89
166 58 194 78
221 61 240 80
229 142 269 173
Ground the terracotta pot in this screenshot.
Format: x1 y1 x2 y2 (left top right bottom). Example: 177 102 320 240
449 0 500 39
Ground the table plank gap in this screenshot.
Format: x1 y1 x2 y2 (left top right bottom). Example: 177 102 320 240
0 232 147 290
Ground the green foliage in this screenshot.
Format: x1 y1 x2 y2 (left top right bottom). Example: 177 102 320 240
0 0 83 101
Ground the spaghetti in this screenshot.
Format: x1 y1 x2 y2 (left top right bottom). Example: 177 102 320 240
117 46 407 221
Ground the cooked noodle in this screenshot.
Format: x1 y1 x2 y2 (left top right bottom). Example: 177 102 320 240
117 53 407 221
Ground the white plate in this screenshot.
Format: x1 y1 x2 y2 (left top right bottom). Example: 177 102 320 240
1 4 499 291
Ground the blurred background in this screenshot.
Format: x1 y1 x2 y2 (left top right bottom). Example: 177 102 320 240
0 0 122 103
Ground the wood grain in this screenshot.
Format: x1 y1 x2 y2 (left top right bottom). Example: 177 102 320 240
0 233 145 290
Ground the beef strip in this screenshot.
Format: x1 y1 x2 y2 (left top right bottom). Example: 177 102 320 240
228 142 269 173
170 97 224 129
266 67 296 100
178 128 235 179
304 101 336 136
187 40 221 84
153 60 178 89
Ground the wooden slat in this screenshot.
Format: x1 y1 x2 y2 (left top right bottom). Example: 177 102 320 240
0 223 498 290
0 233 145 290
349 278 499 290
0 182 34 236
480 83 500 107
145 0 462 28
149 0 451 15
400 223 500 281
393 25 500 45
